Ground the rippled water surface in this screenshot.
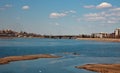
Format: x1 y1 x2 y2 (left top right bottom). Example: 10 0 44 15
0 38 120 73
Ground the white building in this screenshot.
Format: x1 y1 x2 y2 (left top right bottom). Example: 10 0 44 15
114 28 120 38
92 32 108 38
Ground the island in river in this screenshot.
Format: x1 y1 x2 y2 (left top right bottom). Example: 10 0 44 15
0 54 59 65
76 64 120 73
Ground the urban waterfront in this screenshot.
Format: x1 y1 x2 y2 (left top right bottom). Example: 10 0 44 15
0 28 120 39
0 38 120 73
1 0 120 73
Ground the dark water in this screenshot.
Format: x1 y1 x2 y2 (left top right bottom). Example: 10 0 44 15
0 38 120 73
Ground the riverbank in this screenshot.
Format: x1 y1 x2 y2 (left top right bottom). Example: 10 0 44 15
0 54 59 65
77 38 120 42
76 64 120 73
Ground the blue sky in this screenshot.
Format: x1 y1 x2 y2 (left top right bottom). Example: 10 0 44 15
0 0 120 35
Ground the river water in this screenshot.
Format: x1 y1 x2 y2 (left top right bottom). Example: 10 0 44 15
0 38 120 73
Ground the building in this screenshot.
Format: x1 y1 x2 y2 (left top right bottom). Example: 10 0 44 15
0 29 16 37
108 33 115 38
91 32 108 38
114 28 120 38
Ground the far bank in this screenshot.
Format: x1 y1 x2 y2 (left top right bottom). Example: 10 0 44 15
76 38 120 42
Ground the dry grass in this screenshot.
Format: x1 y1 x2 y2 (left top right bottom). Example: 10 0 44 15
76 64 120 73
0 54 59 65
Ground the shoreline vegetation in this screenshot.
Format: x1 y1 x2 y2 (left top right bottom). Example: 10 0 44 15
0 54 59 65
0 37 120 42
0 29 120 39
76 38 120 42
75 64 120 73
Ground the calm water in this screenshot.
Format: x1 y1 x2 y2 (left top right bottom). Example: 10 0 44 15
0 38 120 73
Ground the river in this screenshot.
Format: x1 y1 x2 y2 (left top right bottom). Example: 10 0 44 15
0 38 120 73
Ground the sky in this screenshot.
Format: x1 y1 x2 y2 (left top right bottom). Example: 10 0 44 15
0 0 120 35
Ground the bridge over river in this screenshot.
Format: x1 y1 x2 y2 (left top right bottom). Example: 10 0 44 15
43 35 80 39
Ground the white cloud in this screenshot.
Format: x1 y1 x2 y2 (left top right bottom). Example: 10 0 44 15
5 4 12 8
64 10 76 14
55 22 59 26
96 2 112 9
83 5 95 8
79 8 120 24
109 7 120 11
84 13 100 17
69 10 76 13
22 5 30 10
49 10 76 18
49 12 66 18
0 4 12 11
84 2 112 9
82 2 120 25
107 20 117 24
84 13 106 21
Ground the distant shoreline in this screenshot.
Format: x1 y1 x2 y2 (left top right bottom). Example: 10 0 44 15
76 38 120 42
0 54 59 65
76 64 120 73
0 37 120 42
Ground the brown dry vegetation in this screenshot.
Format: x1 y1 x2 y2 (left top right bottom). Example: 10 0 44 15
0 54 59 65
76 64 120 73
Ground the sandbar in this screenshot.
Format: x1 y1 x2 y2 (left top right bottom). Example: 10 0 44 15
77 38 120 42
76 64 120 73
0 54 59 65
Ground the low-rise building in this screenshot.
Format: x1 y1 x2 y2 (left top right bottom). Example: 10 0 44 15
91 33 108 38
114 28 120 38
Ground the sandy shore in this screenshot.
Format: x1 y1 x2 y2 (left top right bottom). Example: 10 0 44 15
77 38 120 42
76 64 120 73
0 54 59 65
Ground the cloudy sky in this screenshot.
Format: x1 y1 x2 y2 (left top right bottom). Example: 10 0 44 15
0 0 120 35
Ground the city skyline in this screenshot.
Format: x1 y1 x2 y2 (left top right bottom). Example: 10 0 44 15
0 0 120 35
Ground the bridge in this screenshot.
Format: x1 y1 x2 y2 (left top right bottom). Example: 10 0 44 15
43 35 80 39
